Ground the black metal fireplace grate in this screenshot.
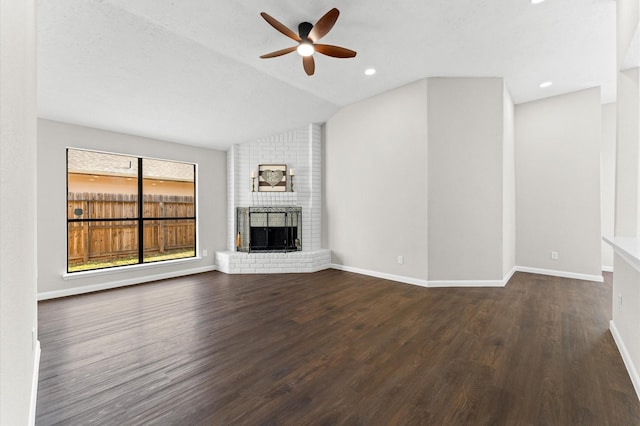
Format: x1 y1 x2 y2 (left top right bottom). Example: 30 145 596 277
236 206 302 253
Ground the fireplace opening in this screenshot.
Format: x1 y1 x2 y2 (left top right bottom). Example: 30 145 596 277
236 207 301 253
250 226 298 251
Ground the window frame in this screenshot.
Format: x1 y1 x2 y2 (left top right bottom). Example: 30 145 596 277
66 148 197 273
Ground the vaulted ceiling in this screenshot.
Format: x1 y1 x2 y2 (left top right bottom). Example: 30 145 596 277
38 0 616 150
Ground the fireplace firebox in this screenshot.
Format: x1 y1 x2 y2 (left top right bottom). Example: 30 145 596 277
236 207 302 253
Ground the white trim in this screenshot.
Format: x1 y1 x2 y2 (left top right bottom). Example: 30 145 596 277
328 265 518 288
603 236 640 273
505 266 518 283
329 264 430 287
428 279 504 288
515 266 603 282
40 266 216 300
62 256 204 280
429 266 517 288
610 320 640 401
602 265 614 273
29 340 41 426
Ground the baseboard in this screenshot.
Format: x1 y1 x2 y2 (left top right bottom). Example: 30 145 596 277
311 264 332 273
602 265 614 273
610 320 640 401
38 266 216 300
329 264 429 288
29 340 41 426
329 264 604 287
429 266 517 288
329 265 517 288
427 279 504 287
515 266 603 283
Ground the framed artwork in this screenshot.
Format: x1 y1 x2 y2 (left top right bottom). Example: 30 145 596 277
258 164 287 192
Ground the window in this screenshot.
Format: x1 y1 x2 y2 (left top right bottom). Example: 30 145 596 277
67 149 196 273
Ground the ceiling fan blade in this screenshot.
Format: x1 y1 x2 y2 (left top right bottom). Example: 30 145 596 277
308 8 339 42
303 55 315 76
260 12 301 42
314 44 357 58
260 46 297 58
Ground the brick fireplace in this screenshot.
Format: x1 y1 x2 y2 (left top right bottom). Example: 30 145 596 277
215 124 331 273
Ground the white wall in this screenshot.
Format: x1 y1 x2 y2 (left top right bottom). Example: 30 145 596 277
615 69 640 237
611 255 640 395
503 86 516 277
427 77 506 281
324 80 429 281
324 77 515 284
617 0 639 68
601 103 616 270
609 0 640 399
515 88 602 278
37 119 227 297
0 0 39 423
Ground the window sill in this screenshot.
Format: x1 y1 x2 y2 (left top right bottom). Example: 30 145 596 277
62 256 203 280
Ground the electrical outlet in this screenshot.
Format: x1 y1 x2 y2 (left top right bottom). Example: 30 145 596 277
618 294 623 311
551 251 558 260
397 255 404 265
202 250 208 257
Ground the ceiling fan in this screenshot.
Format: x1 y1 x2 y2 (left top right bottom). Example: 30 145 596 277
259 8 357 76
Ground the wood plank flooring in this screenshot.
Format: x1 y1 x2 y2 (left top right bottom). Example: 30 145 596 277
36 270 640 425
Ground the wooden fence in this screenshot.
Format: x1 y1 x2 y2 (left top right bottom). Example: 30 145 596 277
68 193 195 265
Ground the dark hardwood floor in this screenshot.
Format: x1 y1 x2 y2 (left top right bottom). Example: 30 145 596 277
36 270 640 425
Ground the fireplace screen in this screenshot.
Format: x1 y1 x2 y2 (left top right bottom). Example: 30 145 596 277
236 207 302 253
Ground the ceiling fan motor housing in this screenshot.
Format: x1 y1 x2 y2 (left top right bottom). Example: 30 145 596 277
298 22 313 40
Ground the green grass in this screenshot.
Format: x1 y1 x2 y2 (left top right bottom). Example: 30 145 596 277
68 249 196 273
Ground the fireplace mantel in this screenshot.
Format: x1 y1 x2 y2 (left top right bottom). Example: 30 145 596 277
249 191 297 206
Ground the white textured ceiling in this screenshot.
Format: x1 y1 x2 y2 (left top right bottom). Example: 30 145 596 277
38 0 616 150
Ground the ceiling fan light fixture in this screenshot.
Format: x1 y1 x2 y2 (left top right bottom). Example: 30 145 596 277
260 8 355 75
297 41 315 57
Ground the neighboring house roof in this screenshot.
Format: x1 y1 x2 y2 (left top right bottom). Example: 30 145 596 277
67 149 194 182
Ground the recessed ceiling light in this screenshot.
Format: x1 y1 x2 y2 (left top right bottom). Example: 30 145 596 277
531 0 544 4
365 68 376 76
539 81 552 88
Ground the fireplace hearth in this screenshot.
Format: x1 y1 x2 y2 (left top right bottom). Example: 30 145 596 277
236 207 302 253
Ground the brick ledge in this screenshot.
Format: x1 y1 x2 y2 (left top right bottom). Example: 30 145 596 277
215 249 331 274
